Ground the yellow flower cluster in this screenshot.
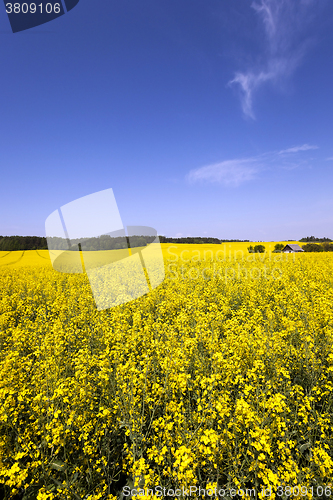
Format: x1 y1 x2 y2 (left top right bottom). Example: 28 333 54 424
0 245 333 498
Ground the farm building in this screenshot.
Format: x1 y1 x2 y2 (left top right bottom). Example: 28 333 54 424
282 244 304 253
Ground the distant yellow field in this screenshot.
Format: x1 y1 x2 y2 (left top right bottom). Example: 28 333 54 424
0 241 302 268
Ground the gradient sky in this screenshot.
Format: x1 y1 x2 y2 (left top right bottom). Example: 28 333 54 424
1 0 333 240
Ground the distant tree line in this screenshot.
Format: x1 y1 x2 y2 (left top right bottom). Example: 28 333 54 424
49 235 155 251
220 239 250 242
0 236 48 251
0 235 152 251
159 236 223 244
300 236 332 242
0 235 232 250
302 242 333 252
49 235 223 250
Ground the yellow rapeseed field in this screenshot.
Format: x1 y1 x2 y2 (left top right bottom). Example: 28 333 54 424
1 243 333 499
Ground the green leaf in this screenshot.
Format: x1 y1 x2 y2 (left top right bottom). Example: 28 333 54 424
298 442 311 453
50 460 67 471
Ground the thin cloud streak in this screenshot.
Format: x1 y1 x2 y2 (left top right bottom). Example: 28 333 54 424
279 144 318 154
188 158 261 187
187 144 318 187
228 71 273 120
229 0 317 119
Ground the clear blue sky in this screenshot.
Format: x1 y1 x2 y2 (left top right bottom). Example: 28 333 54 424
1 0 333 241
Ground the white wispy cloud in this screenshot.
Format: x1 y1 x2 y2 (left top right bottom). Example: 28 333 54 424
187 144 318 186
228 71 272 120
229 0 318 119
187 158 261 187
326 157 333 161
279 144 318 154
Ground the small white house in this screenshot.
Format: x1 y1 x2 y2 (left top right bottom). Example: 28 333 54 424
282 244 304 253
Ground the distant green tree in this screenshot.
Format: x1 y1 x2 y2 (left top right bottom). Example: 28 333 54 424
302 243 324 252
274 243 284 252
300 236 332 242
254 244 265 253
247 245 254 253
322 242 333 252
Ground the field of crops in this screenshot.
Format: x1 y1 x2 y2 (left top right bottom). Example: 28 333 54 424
1 243 333 499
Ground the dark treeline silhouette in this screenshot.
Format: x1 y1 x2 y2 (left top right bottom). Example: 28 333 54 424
302 242 333 252
300 236 332 242
51 235 155 251
159 236 222 244
0 234 251 251
220 239 250 243
0 236 48 251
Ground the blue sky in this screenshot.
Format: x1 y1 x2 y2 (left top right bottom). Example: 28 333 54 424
1 0 333 241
